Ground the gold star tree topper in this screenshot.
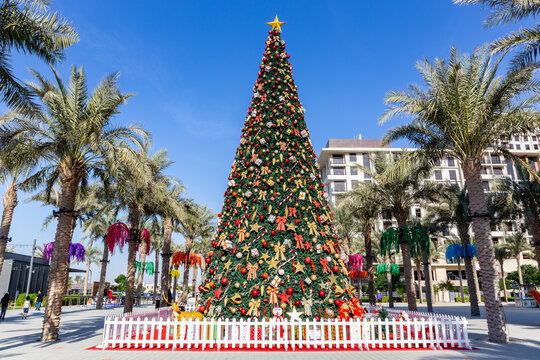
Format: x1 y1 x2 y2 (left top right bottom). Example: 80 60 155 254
267 15 286 32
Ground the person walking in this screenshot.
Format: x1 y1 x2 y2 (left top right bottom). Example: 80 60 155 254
35 291 44 311
1 293 9 319
22 296 30 319
377 290 383 307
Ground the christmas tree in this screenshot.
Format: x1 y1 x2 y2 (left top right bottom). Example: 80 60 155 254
200 17 353 320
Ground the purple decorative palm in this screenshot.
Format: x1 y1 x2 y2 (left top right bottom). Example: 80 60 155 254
43 242 86 263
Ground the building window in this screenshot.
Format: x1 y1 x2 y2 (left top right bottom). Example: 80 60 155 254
349 153 357 162
415 208 421 218
362 154 371 168
350 167 358 175
492 237 499 244
434 158 441 166
514 136 520 141
516 144 521 150
482 181 490 191
447 157 455 166
333 167 345 175
534 144 539 150
491 154 501 164
526 144 531 150
434 170 442 180
332 154 344 164
509 144 514 149
493 167 503 175
532 136 538 142
351 180 359 188
364 179 371 183
449 169 457 180
334 181 346 192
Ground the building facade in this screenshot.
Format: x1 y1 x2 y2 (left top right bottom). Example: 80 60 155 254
318 137 539 300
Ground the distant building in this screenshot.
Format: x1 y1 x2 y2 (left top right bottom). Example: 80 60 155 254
318 136 539 300
0 252 50 301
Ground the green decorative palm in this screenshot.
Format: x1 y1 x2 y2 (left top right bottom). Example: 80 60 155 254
0 0 78 113
0 66 146 341
379 47 539 343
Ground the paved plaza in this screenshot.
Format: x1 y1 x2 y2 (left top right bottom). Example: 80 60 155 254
0 302 539 360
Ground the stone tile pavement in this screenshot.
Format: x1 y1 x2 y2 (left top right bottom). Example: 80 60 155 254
0 302 539 360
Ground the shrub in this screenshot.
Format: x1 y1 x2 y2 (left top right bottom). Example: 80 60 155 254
15 293 37 306
454 297 470 302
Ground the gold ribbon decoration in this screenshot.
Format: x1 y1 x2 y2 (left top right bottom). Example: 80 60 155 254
247 299 261 316
307 221 318 236
273 241 286 261
237 228 246 242
246 262 259 280
326 240 337 254
302 297 313 317
267 286 279 304
276 215 287 231
236 197 243 207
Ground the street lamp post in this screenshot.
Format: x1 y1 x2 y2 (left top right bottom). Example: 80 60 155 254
25 239 37 296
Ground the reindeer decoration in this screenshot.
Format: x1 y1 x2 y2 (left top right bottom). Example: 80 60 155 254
161 291 204 321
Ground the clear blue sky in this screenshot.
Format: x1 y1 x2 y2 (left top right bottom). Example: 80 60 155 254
4 0 523 284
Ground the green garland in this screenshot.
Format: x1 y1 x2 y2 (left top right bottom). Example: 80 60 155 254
135 261 155 275
376 264 400 276
380 226 429 258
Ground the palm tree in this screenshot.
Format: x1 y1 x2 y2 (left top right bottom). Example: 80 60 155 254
362 152 441 311
147 218 163 303
0 0 78 113
494 244 510 302
0 148 35 274
81 205 119 309
455 0 540 69
379 47 538 342
438 280 456 302
494 167 540 269
505 232 532 298
175 203 214 302
340 185 381 305
82 245 101 296
425 188 481 316
108 147 169 313
0 66 146 342
332 199 359 255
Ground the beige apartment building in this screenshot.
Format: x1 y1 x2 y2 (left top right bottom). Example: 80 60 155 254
318 137 539 301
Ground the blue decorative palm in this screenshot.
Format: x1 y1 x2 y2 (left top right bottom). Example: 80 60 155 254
445 244 477 302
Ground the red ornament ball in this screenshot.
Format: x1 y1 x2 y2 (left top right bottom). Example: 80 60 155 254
221 277 229 286
332 266 340 273
319 290 326 298
251 289 259 298
205 257 211 264
198 305 206 313
198 285 204 292
314 316 321 321
294 300 301 307
240 267 248 275
262 241 268 248
262 272 269 279
304 257 312 265
271 230 276 236
286 287 294 295
240 308 247 316
209 269 215 275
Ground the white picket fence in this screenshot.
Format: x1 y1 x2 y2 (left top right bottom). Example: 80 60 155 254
101 310 471 351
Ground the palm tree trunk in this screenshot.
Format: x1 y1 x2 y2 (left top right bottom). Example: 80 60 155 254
386 253 394 308
153 248 159 304
124 205 140 313
182 237 193 302
422 249 433 312
499 260 508 302
416 260 423 303
0 183 17 275
96 240 109 310
83 259 91 296
462 158 508 342
532 219 540 270
473 257 481 302
192 266 197 298
364 226 376 306
395 213 417 311
160 217 173 305
136 241 148 305
457 259 465 303
516 255 524 298
464 255 480 316
41 179 79 342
